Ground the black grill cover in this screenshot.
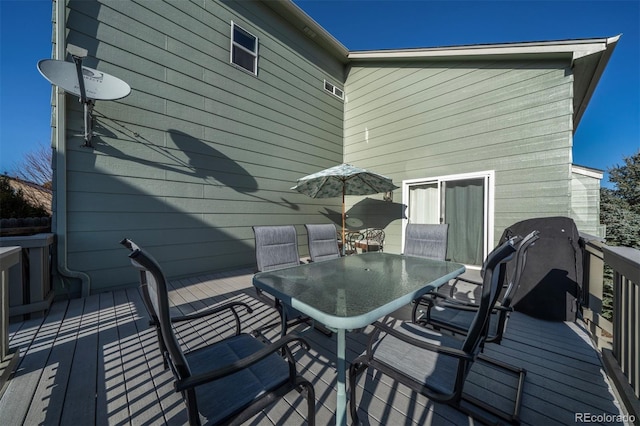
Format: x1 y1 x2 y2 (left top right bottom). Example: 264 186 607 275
499 217 583 321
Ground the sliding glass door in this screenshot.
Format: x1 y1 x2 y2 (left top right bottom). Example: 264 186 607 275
403 172 493 266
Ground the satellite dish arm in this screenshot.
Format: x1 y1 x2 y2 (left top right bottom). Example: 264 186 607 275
72 55 87 103
71 54 93 147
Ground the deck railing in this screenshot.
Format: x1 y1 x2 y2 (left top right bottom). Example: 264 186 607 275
0 233 55 320
582 238 639 417
0 247 21 397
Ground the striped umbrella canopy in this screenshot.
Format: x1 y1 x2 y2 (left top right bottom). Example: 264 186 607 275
291 163 399 253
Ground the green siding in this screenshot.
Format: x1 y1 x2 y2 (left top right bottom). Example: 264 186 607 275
63 0 345 293
344 59 575 253
57 1 602 293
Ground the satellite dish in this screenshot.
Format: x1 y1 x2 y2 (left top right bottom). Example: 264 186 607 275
37 59 131 100
37 50 131 147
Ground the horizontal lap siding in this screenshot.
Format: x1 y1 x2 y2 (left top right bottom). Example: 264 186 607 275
344 59 574 252
64 0 345 292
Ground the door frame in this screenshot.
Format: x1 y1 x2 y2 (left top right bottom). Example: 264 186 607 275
401 170 495 267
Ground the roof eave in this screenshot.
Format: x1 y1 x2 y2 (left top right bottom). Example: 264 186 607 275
262 0 349 62
572 35 621 130
268 1 620 133
347 37 620 61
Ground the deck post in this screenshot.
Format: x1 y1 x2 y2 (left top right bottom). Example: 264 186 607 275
0 247 21 397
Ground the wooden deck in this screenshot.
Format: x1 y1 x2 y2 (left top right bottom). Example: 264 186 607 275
0 268 629 425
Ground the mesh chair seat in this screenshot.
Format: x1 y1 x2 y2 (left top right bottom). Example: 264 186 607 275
371 322 465 396
188 334 291 424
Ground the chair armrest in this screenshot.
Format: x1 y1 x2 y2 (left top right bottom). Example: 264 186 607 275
174 333 310 392
170 301 253 322
170 301 253 336
448 276 481 297
416 293 480 309
452 276 482 286
370 321 473 361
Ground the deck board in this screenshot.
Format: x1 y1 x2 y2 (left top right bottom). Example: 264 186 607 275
0 268 628 425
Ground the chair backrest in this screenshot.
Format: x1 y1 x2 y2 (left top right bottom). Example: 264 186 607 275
344 230 364 255
364 228 385 250
404 223 449 260
253 225 300 271
461 237 517 354
305 224 340 262
121 238 159 324
123 240 192 382
364 228 385 243
500 230 540 308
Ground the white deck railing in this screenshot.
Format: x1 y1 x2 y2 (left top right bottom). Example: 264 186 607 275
0 246 21 397
0 233 55 320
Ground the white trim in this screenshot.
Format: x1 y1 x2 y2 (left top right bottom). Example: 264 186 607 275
324 79 344 100
53 0 91 296
572 164 604 179
348 37 620 61
230 21 258 75
402 170 495 267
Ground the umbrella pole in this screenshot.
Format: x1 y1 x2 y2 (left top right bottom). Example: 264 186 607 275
341 186 346 256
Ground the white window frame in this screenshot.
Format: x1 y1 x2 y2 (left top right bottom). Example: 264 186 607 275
230 21 258 75
402 170 495 268
324 79 344 99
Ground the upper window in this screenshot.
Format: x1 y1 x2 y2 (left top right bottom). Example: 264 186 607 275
324 80 344 99
231 22 258 75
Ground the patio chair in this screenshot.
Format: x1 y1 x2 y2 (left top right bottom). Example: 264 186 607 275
305 224 340 262
412 230 539 345
403 223 449 260
252 225 312 336
361 228 385 252
343 230 364 255
253 225 302 272
121 238 316 426
350 237 523 424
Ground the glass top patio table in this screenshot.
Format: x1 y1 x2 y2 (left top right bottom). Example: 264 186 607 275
252 252 465 425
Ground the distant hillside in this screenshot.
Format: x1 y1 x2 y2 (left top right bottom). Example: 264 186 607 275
4 175 52 216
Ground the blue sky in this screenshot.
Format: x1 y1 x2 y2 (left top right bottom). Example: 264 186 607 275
1 1 638 188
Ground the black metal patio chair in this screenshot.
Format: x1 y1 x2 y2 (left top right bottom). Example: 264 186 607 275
412 230 540 345
121 238 316 426
343 230 364 255
350 237 523 424
361 228 385 252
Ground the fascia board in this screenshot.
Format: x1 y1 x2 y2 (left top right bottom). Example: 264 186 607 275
572 164 605 179
347 38 616 61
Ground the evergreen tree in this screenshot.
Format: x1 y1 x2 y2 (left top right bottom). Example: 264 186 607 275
599 152 639 320
0 176 49 219
600 151 640 249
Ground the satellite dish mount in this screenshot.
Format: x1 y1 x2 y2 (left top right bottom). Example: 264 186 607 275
37 44 132 148
67 45 94 147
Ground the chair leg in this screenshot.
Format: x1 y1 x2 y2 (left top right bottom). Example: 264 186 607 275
461 354 526 424
304 381 316 426
184 389 201 426
349 360 368 424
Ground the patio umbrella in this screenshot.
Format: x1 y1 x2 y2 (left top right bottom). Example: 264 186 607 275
291 163 399 253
